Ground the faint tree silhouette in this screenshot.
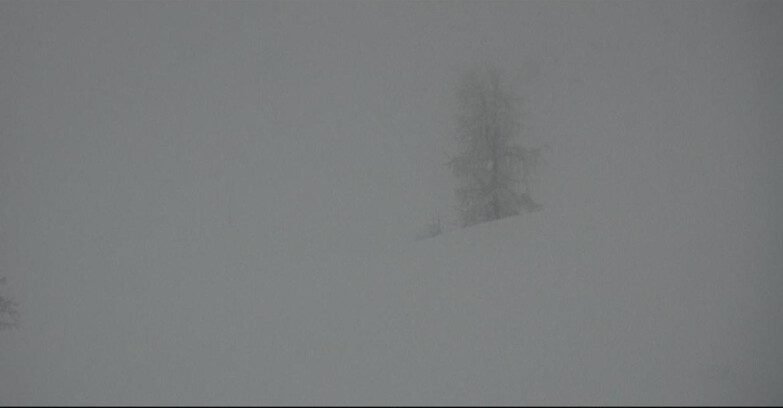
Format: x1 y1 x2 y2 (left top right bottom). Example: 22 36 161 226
0 277 19 330
448 66 542 227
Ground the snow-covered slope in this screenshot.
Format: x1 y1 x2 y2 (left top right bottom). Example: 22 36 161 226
251 210 782 405
2 205 782 405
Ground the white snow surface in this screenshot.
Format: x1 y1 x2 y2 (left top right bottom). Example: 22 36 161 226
4 210 781 405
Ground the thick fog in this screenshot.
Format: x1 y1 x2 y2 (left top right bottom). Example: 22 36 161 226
1 1 782 404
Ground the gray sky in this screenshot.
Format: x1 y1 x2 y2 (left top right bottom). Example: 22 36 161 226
1 1 782 404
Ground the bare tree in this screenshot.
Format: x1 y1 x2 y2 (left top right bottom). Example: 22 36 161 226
448 66 542 227
0 278 19 330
